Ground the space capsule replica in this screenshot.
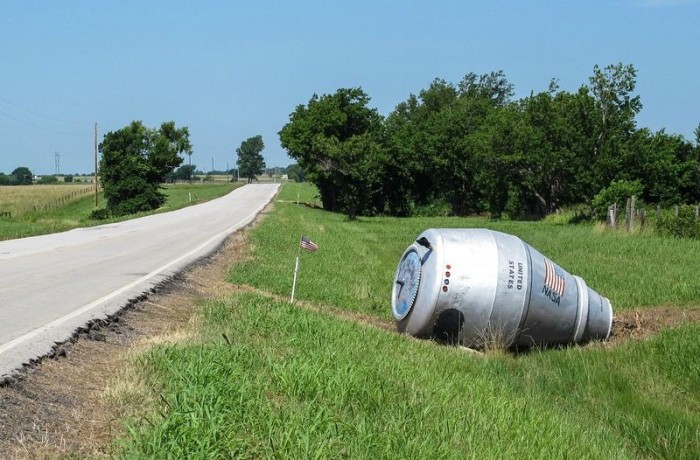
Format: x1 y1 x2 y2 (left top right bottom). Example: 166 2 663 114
392 229 613 348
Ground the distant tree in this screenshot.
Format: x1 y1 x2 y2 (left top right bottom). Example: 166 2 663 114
11 167 33 185
0 173 12 185
286 163 306 182
235 135 266 182
169 164 197 182
98 120 190 217
279 87 386 218
38 175 59 184
64 174 74 183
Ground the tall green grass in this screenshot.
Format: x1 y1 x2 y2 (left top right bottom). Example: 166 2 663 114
117 292 699 459
111 183 700 459
232 183 700 313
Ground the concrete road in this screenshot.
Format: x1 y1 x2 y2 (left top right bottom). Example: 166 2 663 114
0 183 279 378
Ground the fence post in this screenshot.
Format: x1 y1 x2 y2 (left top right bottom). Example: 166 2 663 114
696 205 699 222
607 203 617 228
675 205 679 218
626 196 636 232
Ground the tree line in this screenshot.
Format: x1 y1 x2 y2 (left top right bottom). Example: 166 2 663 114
279 63 700 219
0 167 35 185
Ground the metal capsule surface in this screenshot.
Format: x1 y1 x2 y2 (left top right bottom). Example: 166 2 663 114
392 229 613 348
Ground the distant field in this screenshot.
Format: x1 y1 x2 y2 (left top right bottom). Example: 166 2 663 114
0 182 240 241
0 184 96 217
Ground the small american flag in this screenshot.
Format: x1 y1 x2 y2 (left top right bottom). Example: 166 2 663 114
300 236 318 252
544 258 565 297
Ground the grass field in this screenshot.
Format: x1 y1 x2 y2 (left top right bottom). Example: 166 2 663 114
0 183 96 216
109 183 700 459
0 182 239 241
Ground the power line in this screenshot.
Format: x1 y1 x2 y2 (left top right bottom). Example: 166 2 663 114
0 95 91 126
0 106 88 136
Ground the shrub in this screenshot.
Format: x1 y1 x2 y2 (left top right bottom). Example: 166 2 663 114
90 208 112 220
592 180 643 218
654 205 700 239
38 175 59 184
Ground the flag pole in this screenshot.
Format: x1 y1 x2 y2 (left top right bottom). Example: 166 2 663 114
290 235 302 303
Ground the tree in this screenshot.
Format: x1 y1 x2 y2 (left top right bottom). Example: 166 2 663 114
149 121 192 183
169 164 197 182
38 175 58 184
587 63 642 190
235 135 265 182
625 128 699 204
509 84 598 216
98 120 190 217
286 163 306 182
279 87 385 218
11 167 33 185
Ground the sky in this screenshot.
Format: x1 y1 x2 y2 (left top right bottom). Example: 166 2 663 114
1 0 699 175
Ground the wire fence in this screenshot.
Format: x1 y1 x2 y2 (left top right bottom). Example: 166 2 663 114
0 185 98 218
607 196 700 234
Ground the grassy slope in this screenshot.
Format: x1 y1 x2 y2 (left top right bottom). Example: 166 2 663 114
0 183 239 241
234 184 700 313
114 183 700 458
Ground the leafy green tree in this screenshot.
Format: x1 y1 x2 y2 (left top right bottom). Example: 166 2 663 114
98 120 190 217
64 174 73 183
508 83 598 216
279 88 385 217
624 128 697 205
235 135 266 182
423 72 513 216
587 63 642 190
0 173 11 185
286 163 306 182
149 121 192 183
277 65 697 221
11 167 33 185
384 75 497 217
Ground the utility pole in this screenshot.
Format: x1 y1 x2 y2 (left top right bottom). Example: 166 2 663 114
94 123 98 207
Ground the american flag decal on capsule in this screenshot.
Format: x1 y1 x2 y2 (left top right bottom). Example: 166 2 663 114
544 258 565 297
